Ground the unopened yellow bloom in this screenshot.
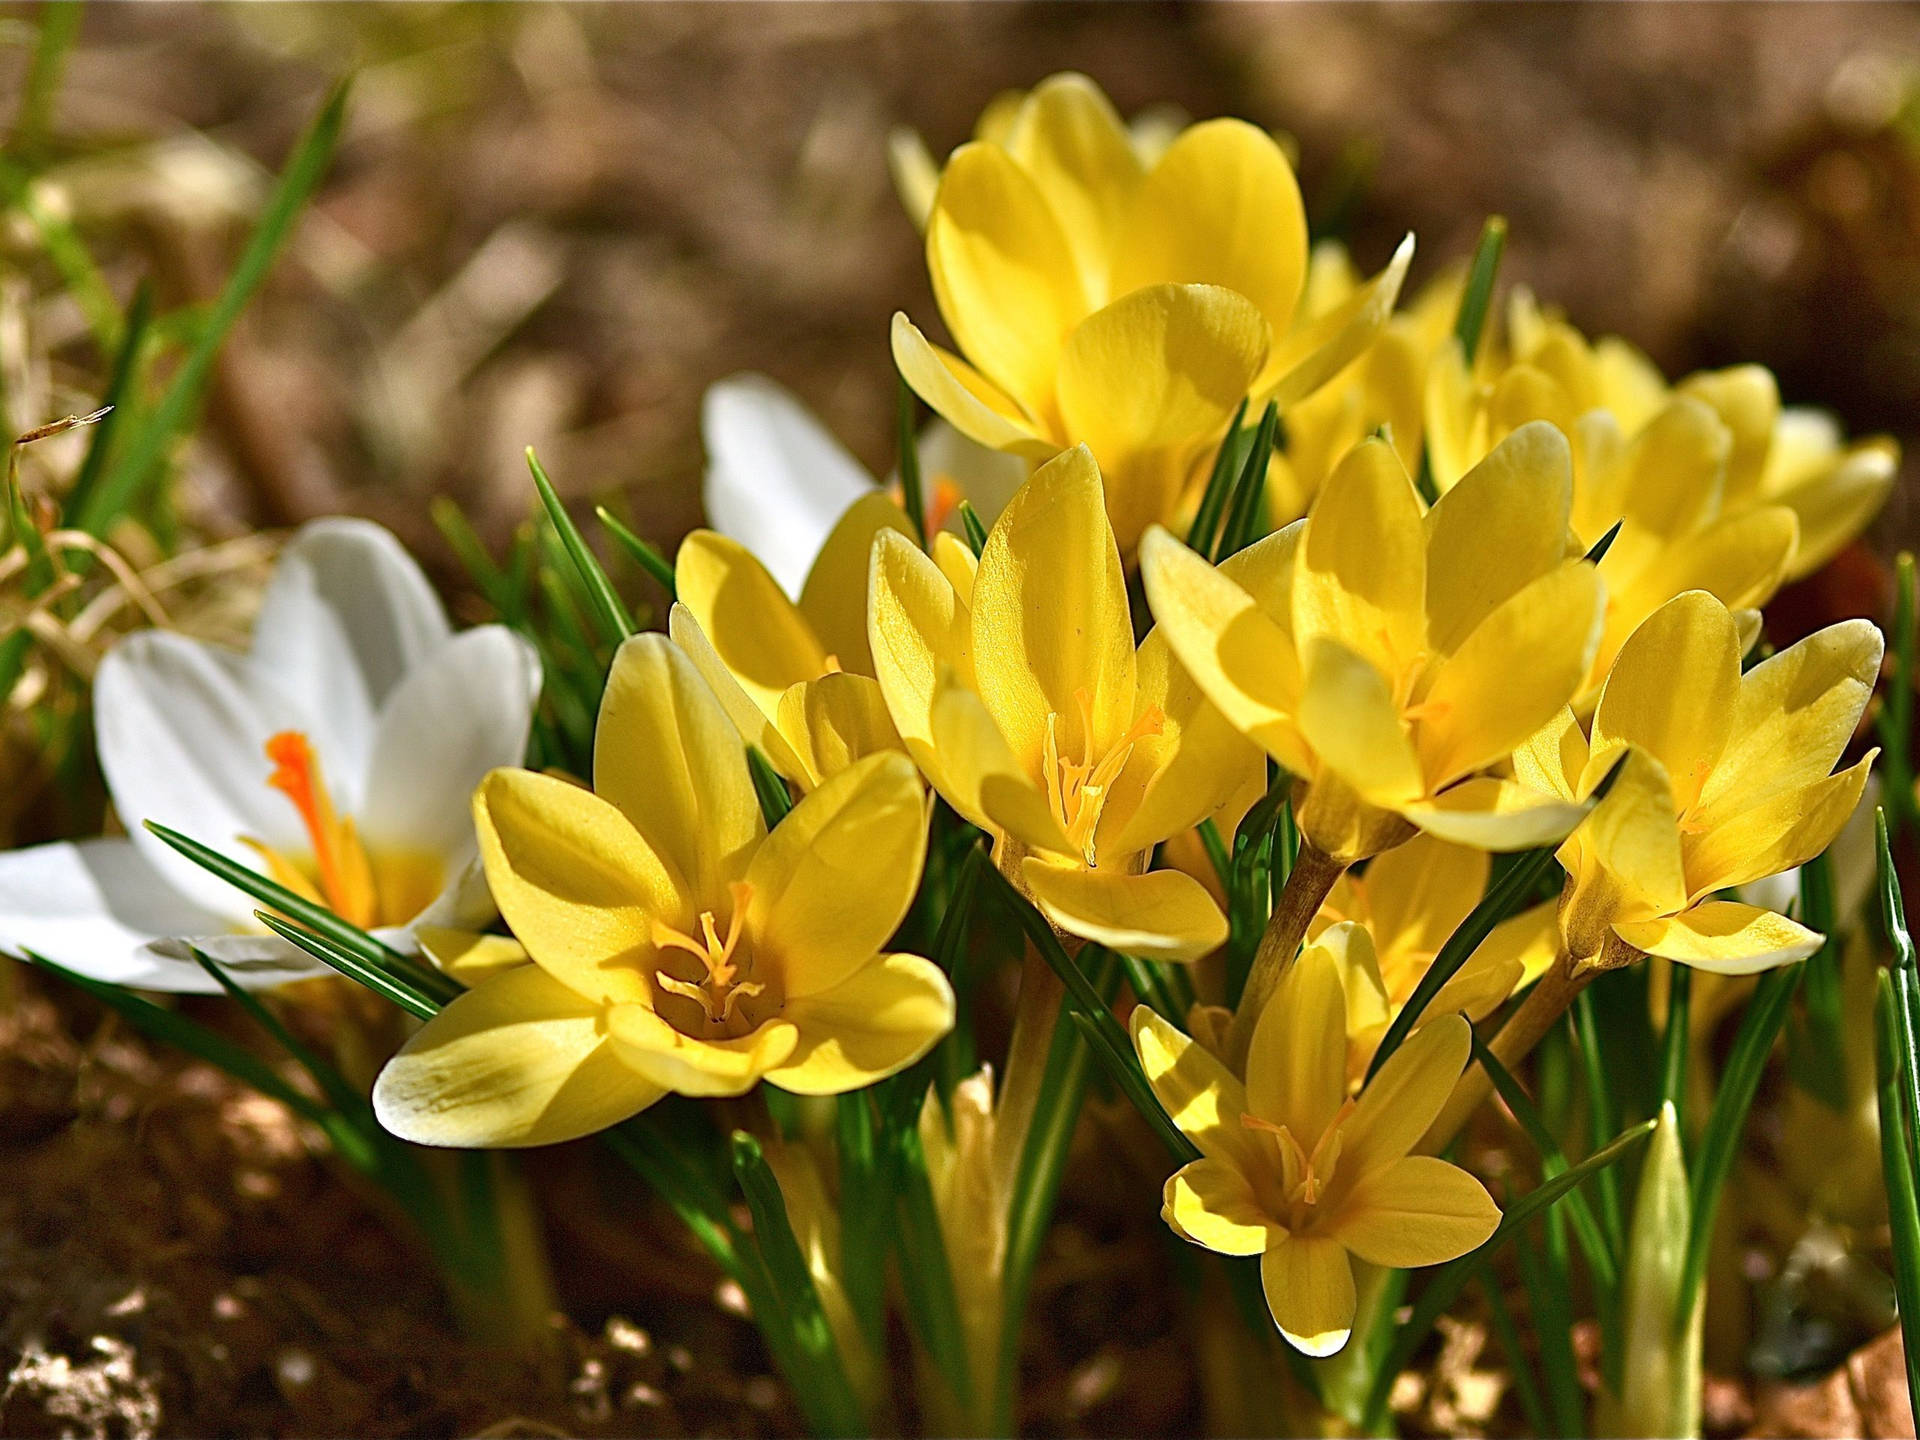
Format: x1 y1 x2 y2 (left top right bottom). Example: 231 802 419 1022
1517 590 1880 972
892 70 1412 554
671 494 913 789
868 444 1257 960
1310 835 1559 1078
1142 424 1603 861
1133 941 1499 1355
373 635 953 1147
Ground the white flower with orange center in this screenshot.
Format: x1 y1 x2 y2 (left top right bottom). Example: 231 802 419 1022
0 519 540 990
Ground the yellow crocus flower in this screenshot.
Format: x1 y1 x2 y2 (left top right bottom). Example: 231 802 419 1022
670 492 914 789
891 71 1413 554
372 634 953 1147
1132 941 1499 1356
1141 423 1603 864
867 443 1258 960
1515 589 1880 973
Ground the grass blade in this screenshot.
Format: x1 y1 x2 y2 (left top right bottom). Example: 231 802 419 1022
895 374 928 549
956 499 988 557
747 745 794 827
1453 215 1508 365
1213 400 1278 561
1875 970 1920 1434
254 912 440 1021
594 504 677 598
1880 555 1918 841
527 447 633 643
1186 397 1248 556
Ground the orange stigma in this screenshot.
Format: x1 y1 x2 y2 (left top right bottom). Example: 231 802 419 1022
248 731 378 929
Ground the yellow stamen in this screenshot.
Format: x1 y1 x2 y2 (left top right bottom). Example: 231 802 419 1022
652 881 763 1026
1044 687 1164 867
248 731 378 929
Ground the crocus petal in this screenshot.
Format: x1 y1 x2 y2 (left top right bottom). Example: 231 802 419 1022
702 373 880 598
928 680 1073 855
1021 857 1227 962
766 954 955 1095
1262 233 1414 409
1590 591 1739 814
1556 749 1687 958
1261 1235 1356 1357
1512 707 1587 805
1110 117 1307 352
1683 755 1875 900
1293 438 1427 679
1296 639 1423 808
1587 397 1729 543
970 444 1135 775
1130 1004 1258 1172
1778 438 1897 581
798 492 916 678
1327 1155 1501 1268
416 926 531 985
1416 561 1603 787
868 527 973 759
593 634 766 913
1002 72 1143 298
670 605 812 783
674 530 830 720
373 963 664 1148
1246 944 1348 1146
1401 777 1592 852
1339 1013 1471 1177
606 1004 798 1098
1163 1157 1276 1256
775 673 902 789
1358 835 1487 969
359 626 542 873
248 517 451 775
746 751 927 998
927 140 1089 417
1613 901 1822 976
1423 420 1575 654
0 838 275 992
473 768 676 1007
890 313 1055 457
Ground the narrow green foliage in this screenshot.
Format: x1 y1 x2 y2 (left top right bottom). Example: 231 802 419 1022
527 448 633 643
747 745 795 827
594 505 677 598
1481 1275 1553 1440
1788 852 1848 1112
957 500 989 557
0 156 123 354
835 1093 890 1355
75 81 349 537
1186 396 1249 557
896 374 928 549
1367 844 1557 1082
1660 962 1693 1123
1574 992 1628 1261
1605 1101 1702 1440
891 1119 973 1410
1880 555 1918 841
1874 971 1920 1436
1361 1117 1657 1432
1516 1211 1585 1437
12 2 83 156
1453 215 1509 365
60 283 151 527
1213 400 1278 561
254 912 440 1022
191 948 368 1120
1585 519 1623 565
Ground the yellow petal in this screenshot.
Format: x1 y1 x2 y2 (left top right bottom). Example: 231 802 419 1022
1022 856 1228 962
768 953 956 1095
1402 776 1590 852
473 768 674 1007
1261 1234 1356 1357
890 312 1055 456
669 604 811 783
1360 835 1488 974
970 444 1136 773
1679 364 1778 505
886 125 938 231
1776 437 1897 580
1590 591 1739 814
373 963 662 1147
798 493 916 677
1693 618 1882 825
1474 898 1563 989
1340 1013 1471 1176
674 530 828 715
775 673 903 789
927 678 1072 854
1297 639 1423 807
1002 72 1143 298
416 926 530 985
1163 1157 1276 1256
1587 397 1729 542
1110 118 1308 350
607 1004 799 1098
931 530 980 601
1294 438 1427 678
595 634 766 912
1423 338 1480 494
1263 233 1414 408
1512 707 1587 805
927 141 1088 418
1416 561 1603 787
1327 1154 1500 1268
1246 943 1348 1147
1557 748 1686 960
1130 1003 1258 1172
868 527 972 791
746 751 928 999
1613 901 1822 976
1607 508 1795 654
1683 755 1874 900
1423 420 1575 655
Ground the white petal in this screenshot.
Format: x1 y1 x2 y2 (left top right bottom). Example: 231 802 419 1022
702 374 878 597
359 626 542 875
145 933 329 989
908 417 1030 532
248 518 452 778
95 631 301 918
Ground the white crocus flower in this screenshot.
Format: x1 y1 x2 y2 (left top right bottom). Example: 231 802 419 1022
702 372 1026 597
0 518 541 991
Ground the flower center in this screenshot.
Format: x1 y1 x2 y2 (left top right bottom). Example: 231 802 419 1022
241 731 380 929
651 881 764 1028
1042 687 1163 868
1242 1097 1357 1224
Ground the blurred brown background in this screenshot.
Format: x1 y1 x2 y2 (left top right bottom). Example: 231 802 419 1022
10 1 1920 583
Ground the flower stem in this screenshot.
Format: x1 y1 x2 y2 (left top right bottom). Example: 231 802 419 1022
1226 841 1346 1070
990 944 1068 1196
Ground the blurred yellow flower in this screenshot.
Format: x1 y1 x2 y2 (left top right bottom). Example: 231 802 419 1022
1133 942 1499 1355
890 71 1412 554
868 444 1258 960
1517 590 1881 973
373 634 953 1147
671 493 912 790
1142 424 1602 862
